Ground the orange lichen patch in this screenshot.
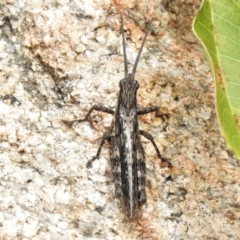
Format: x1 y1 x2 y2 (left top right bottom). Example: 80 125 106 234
131 27 148 45
113 0 157 15
226 210 236 224
133 218 160 240
216 160 240 183
204 172 222 186
112 0 136 10
138 111 158 124
176 155 197 173
118 19 150 46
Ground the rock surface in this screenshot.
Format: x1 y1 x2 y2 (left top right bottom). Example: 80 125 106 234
0 0 240 239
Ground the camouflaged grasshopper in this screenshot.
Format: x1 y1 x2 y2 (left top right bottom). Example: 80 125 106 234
67 15 172 218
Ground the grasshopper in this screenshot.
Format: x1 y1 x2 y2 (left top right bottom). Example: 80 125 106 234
67 15 172 218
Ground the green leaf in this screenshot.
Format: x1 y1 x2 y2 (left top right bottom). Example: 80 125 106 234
193 0 240 158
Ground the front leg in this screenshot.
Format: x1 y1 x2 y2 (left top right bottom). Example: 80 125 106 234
63 105 114 127
63 105 114 167
137 106 159 115
80 105 114 121
137 106 170 119
139 130 172 168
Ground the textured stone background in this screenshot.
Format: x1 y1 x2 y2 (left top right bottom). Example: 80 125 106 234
0 0 240 239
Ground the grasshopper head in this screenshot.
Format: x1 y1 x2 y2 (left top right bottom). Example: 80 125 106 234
119 73 139 108
119 14 151 110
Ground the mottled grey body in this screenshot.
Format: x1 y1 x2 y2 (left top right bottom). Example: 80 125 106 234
65 15 172 219
111 74 146 218
108 15 152 217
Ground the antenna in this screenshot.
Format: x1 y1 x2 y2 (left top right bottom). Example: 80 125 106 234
131 20 152 80
121 14 128 76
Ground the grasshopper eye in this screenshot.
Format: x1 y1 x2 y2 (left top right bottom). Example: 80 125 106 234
134 80 139 90
131 80 139 91
119 79 124 88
